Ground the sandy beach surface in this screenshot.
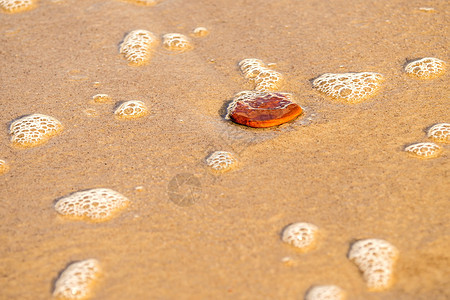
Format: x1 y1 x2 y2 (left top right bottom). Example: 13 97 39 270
0 0 449 299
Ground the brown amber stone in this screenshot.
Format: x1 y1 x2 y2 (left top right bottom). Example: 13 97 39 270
229 93 303 128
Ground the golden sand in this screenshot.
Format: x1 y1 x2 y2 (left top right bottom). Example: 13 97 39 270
0 0 449 299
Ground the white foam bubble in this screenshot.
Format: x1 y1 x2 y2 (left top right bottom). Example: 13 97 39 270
206 151 237 172
192 27 209 37
120 30 158 66
53 259 100 299
404 142 441 159
92 94 111 103
405 57 446 79
348 239 398 291
121 0 160 6
305 285 345 300
10 114 63 148
114 100 149 119
0 159 8 175
427 123 449 143
238 58 284 91
282 222 319 252
0 0 34 13
162 33 192 52
55 188 130 222
312 72 384 103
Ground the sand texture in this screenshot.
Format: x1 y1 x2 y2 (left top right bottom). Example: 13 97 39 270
0 0 449 299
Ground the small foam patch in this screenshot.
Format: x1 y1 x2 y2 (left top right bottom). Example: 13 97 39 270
54 188 129 222
192 27 209 37
254 68 284 91
404 142 441 159
238 58 283 91
162 33 192 52
312 72 384 103
92 94 111 103
10 114 63 148
427 123 449 143
239 58 266 79
282 222 319 252
348 239 398 291
121 0 159 5
305 285 345 300
114 100 149 119
0 0 34 13
53 259 100 299
0 159 8 175
206 151 237 172
404 57 446 79
120 30 157 66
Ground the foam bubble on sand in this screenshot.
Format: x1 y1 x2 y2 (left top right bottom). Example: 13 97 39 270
305 285 346 300
239 58 266 79
120 30 157 66
348 239 398 291
404 142 441 159
84 108 98 117
122 0 160 5
54 188 129 222
192 27 209 37
418 7 435 13
92 94 111 103
10 114 63 148
114 100 149 119
404 57 446 79
312 72 384 103
162 33 192 53
0 0 34 13
53 259 100 299
427 123 450 143
282 222 319 252
206 151 237 172
238 58 284 91
254 68 284 91
0 159 8 175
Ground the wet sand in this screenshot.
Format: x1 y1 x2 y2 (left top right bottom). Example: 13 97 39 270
0 0 449 299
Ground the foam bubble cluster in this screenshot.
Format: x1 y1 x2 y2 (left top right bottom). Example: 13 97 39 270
312 72 384 103
427 123 449 143
10 114 63 148
120 30 157 66
92 94 111 103
239 58 283 91
239 58 266 78
206 151 237 172
53 259 100 300
122 0 159 5
348 239 398 291
114 100 149 119
305 285 345 300
0 0 34 13
404 57 446 79
404 142 441 159
0 159 8 175
192 27 209 37
282 222 319 252
55 188 130 222
163 33 192 52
